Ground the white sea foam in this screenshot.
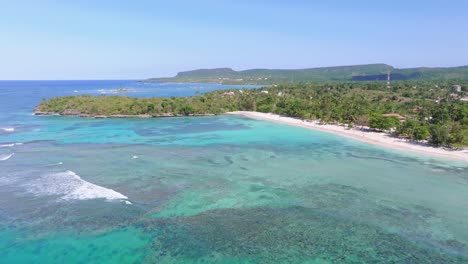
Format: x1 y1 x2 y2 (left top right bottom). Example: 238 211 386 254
0 175 17 186
0 127 15 132
0 153 14 161
26 170 128 201
132 155 139 159
97 88 136 94
0 143 22 148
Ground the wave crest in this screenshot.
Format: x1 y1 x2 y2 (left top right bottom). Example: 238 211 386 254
0 143 23 148
26 170 128 201
0 127 15 132
0 153 14 161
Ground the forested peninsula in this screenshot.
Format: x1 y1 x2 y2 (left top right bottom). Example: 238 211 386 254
35 80 468 148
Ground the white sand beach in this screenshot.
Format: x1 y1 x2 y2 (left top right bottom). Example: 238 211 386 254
227 111 468 162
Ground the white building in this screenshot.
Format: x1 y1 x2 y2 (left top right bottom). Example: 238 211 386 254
452 85 462 92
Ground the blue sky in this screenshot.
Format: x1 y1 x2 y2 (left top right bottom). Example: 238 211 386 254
1 0 467 80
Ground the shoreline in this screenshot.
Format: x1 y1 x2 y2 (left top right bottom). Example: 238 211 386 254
227 111 468 162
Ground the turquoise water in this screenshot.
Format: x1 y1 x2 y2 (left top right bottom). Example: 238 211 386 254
0 81 467 263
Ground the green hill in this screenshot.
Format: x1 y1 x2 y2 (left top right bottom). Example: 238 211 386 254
145 64 468 84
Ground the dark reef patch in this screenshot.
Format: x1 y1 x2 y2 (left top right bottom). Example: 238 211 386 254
346 152 406 165
134 120 249 137
143 206 467 263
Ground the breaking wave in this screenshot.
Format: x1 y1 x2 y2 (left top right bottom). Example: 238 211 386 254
0 127 15 132
97 88 136 94
25 170 128 201
0 153 14 161
0 143 22 148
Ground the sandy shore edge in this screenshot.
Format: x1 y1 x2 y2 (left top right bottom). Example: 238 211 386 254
227 111 468 162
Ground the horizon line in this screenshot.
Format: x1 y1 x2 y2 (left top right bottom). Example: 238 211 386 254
2 63 468 81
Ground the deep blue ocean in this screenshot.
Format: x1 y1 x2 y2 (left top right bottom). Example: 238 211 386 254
0 80 467 263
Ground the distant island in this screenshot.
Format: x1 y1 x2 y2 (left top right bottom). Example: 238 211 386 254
35 80 468 152
144 64 468 85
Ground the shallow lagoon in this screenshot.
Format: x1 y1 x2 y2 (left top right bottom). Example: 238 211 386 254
0 81 467 263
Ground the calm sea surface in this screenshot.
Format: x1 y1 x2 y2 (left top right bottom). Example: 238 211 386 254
0 80 467 263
